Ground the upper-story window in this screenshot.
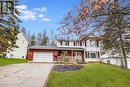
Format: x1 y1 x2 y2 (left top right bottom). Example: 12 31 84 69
96 41 99 47
80 41 82 46
90 41 96 47
60 41 63 46
82 41 87 47
65 41 69 46
75 41 81 46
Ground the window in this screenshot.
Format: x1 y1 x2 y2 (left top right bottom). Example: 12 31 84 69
80 41 82 46
65 41 69 46
10 54 14 58
90 41 96 47
85 52 87 58
60 41 63 46
91 53 96 58
97 41 99 47
88 52 90 58
97 52 100 58
75 41 80 46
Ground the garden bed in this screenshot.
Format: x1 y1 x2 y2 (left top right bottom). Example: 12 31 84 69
53 65 84 72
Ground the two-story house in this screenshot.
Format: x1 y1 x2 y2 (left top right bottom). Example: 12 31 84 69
6 32 29 59
27 35 102 63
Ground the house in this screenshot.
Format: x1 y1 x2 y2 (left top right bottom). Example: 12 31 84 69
100 34 130 68
6 32 29 59
27 35 102 63
101 52 130 68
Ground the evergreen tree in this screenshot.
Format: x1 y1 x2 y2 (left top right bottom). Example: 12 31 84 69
30 33 36 46
40 29 49 45
0 0 21 52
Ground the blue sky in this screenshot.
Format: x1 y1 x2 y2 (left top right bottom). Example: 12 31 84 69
18 0 81 35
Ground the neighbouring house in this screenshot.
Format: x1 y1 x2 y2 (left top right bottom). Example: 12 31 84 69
101 52 130 68
100 34 130 68
27 35 102 63
6 32 29 59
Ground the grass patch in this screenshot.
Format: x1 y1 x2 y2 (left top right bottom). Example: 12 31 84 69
46 64 130 87
0 58 28 66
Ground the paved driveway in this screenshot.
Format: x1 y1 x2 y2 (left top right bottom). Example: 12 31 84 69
0 63 53 87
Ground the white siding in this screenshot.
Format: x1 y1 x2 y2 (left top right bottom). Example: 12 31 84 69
84 47 100 51
101 58 130 68
127 60 130 68
56 39 101 62
7 33 28 59
69 41 74 46
85 58 100 62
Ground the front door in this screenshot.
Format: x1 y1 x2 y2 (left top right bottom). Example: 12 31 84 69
73 52 82 60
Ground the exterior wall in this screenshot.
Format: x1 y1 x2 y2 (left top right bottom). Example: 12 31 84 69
84 47 100 51
56 40 101 62
27 49 58 61
101 58 130 68
128 60 130 68
6 33 28 59
85 58 100 62
56 40 100 51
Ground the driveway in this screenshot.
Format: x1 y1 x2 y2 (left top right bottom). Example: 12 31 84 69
0 63 53 87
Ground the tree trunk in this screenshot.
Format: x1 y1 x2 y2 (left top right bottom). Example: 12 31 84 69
119 33 127 68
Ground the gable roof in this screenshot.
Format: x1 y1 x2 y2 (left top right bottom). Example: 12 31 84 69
19 31 29 43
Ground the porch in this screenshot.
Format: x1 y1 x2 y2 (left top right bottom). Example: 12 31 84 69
56 50 84 63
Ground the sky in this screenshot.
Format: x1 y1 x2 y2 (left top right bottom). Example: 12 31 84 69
18 0 81 35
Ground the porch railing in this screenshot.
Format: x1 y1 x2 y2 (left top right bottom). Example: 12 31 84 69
57 56 82 63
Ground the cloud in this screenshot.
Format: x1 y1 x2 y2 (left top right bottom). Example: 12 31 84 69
42 18 51 22
20 10 36 20
16 5 27 10
17 5 50 22
38 14 44 18
34 7 47 12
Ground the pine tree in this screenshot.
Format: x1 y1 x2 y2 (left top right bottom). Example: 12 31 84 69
0 0 21 52
30 33 36 46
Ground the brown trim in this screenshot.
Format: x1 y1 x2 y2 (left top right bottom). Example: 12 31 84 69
85 40 86 47
80 41 82 46
74 41 75 46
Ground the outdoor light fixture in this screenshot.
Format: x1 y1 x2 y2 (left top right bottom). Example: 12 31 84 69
30 52 32 55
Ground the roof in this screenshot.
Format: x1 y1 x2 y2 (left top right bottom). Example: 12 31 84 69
28 46 84 51
28 46 58 50
57 35 103 42
80 35 103 41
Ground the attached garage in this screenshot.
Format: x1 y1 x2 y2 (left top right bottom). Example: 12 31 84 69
33 52 53 62
27 46 59 62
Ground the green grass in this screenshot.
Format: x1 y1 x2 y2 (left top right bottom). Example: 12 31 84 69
47 64 130 87
0 58 28 66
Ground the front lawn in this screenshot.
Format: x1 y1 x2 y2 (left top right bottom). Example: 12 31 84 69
47 64 130 87
0 58 28 66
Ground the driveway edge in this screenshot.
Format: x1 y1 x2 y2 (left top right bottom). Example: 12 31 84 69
43 65 54 87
